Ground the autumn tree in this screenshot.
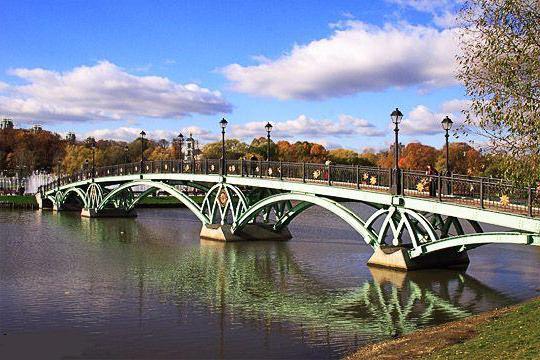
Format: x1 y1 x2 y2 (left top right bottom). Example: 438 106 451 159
458 0 540 182
436 142 484 175
147 146 175 160
62 145 93 173
398 143 439 171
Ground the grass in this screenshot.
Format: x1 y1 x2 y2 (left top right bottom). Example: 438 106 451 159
427 298 540 360
0 195 37 205
0 195 204 208
346 297 540 360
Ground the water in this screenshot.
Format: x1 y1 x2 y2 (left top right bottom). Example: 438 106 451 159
1 206 539 359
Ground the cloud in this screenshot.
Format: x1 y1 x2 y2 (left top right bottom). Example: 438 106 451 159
83 126 218 143
440 98 471 113
80 113 383 146
0 61 231 123
400 99 468 135
221 21 459 100
229 114 385 139
386 0 460 28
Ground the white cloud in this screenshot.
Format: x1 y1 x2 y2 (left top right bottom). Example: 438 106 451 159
440 98 471 113
0 61 231 123
221 21 459 100
83 126 217 143
229 114 385 139
78 113 384 144
400 99 468 135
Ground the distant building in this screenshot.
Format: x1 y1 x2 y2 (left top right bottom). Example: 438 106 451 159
0 118 14 130
65 132 76 142
184 133 202 161
31 124 43 133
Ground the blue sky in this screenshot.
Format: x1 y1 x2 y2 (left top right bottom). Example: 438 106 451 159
0 0 467 151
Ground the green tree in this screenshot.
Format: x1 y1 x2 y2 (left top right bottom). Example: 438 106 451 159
458 0 540 182
248 137 276 160
329 149 375 165
201 139 249 159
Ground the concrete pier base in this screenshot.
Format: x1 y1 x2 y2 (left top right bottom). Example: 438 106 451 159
81 208 137 218
367 245 469 271
200 224 292 242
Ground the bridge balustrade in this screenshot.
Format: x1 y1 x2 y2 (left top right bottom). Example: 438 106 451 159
38 159 540 218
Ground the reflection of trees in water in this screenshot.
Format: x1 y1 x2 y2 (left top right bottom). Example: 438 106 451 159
140 240 513 349
42 213 515 351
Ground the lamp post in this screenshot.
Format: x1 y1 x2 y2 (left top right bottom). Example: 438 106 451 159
177 132 184 160
265 122 273 161
391 108 403 195
219 118 228 175
84 159 89 172
57 160 61 188
124 145 129 164
441 116 453 176
140 130 146 174
91 138 96 181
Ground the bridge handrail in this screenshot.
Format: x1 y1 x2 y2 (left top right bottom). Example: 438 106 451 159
37 159 539 218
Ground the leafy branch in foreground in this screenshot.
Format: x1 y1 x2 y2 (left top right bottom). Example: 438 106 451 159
457 0 540 183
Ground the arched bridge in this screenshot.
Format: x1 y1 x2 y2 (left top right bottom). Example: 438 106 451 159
37 159 540 270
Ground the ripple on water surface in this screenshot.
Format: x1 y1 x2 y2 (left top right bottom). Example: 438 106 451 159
1 207 539 359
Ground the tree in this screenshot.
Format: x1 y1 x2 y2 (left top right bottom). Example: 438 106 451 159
458 0 540 181
436 142 484 175
201 139 249 160
398 143 439 171
328 149 374 165
276 141 294 161
62 145 92 173
147 146 174 160
248 137 276 160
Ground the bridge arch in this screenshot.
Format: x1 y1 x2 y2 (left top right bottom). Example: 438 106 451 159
98 180 210 224
63 187 89 208
231 193 379 248
410 232 540 258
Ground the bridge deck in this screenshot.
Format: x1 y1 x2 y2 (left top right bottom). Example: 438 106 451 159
40 159 540 221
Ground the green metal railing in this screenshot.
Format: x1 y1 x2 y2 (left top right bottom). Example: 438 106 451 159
38 159 540 218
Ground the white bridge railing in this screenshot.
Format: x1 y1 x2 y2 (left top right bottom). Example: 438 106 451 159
39 159 540 218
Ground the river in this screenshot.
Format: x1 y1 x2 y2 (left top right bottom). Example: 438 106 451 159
1 205 539 359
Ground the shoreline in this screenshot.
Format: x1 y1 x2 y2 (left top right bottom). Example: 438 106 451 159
345 296 540 360
0 195 203 210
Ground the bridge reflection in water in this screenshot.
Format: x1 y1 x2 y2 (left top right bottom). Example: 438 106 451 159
38 159 540 270
44 212 517 355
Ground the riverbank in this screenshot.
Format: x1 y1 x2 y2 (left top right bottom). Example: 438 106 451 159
346 296 540 360
0 195 204 210
0 195 37 209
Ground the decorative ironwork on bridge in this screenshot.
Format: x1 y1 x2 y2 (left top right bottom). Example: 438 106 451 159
36 158 540 270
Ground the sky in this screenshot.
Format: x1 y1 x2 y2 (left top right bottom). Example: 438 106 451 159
0 0 469 152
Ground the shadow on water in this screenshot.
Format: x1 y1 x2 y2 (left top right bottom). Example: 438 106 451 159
0 209 533 359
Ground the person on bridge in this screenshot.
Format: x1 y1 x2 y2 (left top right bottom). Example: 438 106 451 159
250 155 258 176
426 165 438 197
323 160 331 181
